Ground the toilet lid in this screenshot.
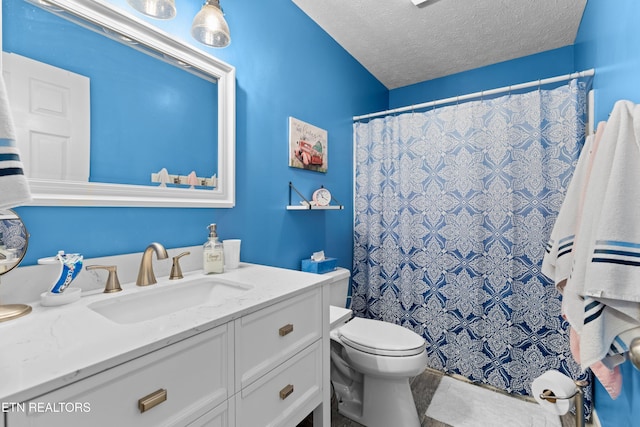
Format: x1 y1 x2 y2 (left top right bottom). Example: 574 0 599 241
338 317 426 357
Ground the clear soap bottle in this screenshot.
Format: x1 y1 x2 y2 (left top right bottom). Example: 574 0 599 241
203 223 224 274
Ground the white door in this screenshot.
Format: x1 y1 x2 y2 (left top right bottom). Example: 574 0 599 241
2 52 90 181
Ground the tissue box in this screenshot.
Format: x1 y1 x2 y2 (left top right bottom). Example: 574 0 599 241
301 257 337 274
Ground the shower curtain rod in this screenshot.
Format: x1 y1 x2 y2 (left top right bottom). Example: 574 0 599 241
353 68 595 121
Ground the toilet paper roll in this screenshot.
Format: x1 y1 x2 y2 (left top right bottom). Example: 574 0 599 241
531 370 576 415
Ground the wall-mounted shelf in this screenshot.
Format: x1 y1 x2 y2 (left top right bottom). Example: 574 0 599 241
286 204 343 211
287 182 344 210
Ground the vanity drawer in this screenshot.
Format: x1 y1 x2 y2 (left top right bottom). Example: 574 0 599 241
235 288 322 388
187 398 235 427
8 324 233 427
235 340 322 427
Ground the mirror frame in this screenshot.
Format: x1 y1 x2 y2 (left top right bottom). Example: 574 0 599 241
0 0 236 207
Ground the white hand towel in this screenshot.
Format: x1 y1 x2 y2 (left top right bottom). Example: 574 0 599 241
0 77 31 209
564 101 631 332
565 100 640 368
584 102 640 305
543 120 626 393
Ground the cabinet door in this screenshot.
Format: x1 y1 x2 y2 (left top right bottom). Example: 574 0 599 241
8 325 232 427
235 289 322 389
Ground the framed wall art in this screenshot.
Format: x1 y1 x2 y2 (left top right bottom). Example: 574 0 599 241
288 117 328 173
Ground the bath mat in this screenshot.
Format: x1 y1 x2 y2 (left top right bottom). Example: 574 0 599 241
425 376 562 427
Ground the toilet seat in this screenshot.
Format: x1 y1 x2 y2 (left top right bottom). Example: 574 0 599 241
338 317 425 357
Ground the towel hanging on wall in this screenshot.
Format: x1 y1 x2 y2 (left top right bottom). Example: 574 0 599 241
0 76 31 209
557 100 640 369
542 122 624 399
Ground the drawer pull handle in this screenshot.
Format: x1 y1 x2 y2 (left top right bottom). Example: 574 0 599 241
138 388 167 413
279 323 294 336
279 384 294 400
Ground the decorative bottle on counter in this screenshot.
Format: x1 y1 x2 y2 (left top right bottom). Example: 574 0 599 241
203 223 224 274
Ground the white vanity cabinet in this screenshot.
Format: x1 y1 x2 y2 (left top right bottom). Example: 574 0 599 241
7 324 233 427
4 284 328 427
234 288 323 427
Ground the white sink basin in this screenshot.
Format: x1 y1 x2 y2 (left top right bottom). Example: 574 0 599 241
88 277 253 324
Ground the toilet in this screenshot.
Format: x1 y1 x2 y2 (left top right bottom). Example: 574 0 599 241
324 268 428 427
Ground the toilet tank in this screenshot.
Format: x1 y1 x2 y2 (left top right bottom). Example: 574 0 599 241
321 267 351 308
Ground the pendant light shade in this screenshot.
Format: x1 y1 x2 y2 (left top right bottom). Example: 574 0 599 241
127 0 176 20
191 0 231 48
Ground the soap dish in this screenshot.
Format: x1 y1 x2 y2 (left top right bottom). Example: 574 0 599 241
40 288 82 307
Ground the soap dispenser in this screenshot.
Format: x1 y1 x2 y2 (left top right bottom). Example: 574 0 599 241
203 223 224 274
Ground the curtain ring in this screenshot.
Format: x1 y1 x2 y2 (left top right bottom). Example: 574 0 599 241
538 79 542 92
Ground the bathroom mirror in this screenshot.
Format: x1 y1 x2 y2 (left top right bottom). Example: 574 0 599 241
0 209 28 275
0 0 236 207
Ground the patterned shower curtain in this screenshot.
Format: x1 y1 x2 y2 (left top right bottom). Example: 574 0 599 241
352 80 591 409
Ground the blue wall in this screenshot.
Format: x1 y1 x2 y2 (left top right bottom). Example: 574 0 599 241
574 1 640 425
5 0 387 271
574 0 640 124
390 46 575 109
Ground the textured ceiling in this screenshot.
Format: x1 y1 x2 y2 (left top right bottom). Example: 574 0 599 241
292 0 587 90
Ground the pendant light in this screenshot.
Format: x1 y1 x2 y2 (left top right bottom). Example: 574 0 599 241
191 0 231 48
127 0 176 20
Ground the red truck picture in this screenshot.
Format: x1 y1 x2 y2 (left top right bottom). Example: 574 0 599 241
294 140 324 166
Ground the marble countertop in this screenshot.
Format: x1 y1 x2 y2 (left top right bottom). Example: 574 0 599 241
0 262 331 403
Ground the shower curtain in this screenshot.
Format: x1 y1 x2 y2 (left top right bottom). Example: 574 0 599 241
353 80 591 411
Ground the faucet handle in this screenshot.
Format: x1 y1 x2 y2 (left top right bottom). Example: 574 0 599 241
170 252 191 280
86 265 122 293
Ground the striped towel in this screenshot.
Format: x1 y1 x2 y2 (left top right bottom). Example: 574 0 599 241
566 100 640 368
543 122 625 398
0 76 31 209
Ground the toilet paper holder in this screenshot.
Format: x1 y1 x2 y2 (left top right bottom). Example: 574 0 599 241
538 380 588 427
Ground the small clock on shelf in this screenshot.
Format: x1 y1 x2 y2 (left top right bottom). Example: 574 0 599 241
312 187 332 206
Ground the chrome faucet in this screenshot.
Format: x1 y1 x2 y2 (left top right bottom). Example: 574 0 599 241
136 242 169 286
